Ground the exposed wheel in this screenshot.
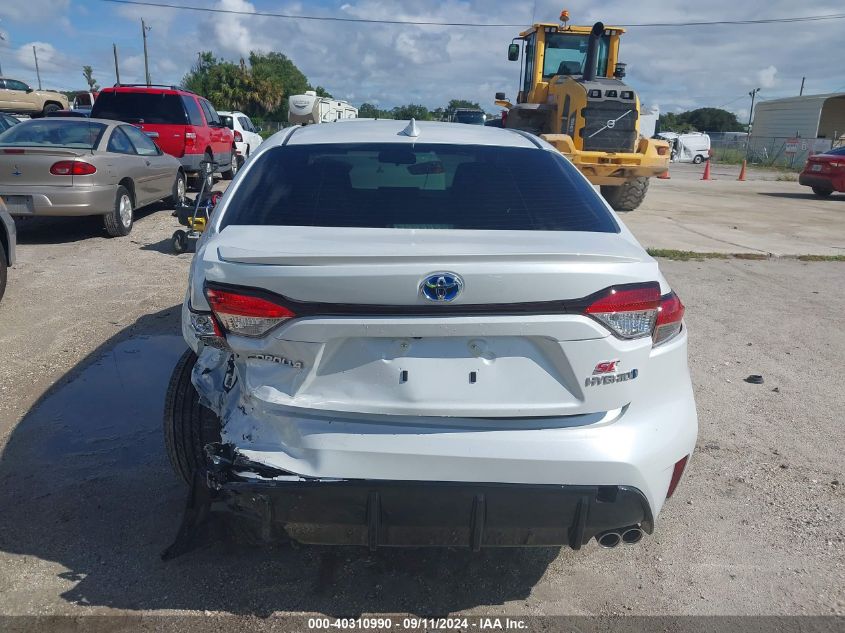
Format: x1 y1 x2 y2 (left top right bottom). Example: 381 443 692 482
693 155 703 164
163 349 222 484
42 103 61 116
600 177 650 212
812 186 833 198
221 151 238 180
0 240 7 304
103 185 133 237
172 229 189 253
168 170 187 207
191 154 214 192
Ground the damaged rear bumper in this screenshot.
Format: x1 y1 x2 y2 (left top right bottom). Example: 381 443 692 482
166 445 654 552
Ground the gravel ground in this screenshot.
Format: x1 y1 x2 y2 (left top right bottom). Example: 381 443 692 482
0 199 842 620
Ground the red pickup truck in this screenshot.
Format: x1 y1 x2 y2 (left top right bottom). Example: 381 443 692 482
91 85 236 189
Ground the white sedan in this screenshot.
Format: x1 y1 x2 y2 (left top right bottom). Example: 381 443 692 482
218 110 263 168
163 120 697 555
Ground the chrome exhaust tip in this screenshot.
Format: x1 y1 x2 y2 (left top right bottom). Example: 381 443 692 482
596 531 622 548
621 526 644 544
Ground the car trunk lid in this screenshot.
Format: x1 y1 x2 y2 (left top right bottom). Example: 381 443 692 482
0 148 85 187
198 226 661 418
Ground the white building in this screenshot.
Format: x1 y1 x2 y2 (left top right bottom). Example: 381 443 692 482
750 93 845 162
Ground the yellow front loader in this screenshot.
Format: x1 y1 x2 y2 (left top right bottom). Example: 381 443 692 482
495 12 669 211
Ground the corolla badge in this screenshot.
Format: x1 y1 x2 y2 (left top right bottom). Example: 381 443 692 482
420 272 463 302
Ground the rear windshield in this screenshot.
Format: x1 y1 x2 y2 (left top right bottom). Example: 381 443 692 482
91 91 186 124
0 120 106 149
221 143 618 232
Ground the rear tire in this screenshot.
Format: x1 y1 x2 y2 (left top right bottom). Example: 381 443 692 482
42 103 61 116
693 155 703 164
172 229 189 253
0 240 7 304
103 185 133 237
812 186 833 198
600 177 650 212
168 171 187 207
163 349 222 484
221 151 237 180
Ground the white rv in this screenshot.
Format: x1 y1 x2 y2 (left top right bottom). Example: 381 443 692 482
288 91 358 125
657 132 711 164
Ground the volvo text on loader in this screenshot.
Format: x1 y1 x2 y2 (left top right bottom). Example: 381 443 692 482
495 11 670 211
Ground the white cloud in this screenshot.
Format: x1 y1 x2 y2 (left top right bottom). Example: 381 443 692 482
3 0 845 112
757 65 778 89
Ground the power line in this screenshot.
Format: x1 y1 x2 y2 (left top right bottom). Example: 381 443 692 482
98 1 845 29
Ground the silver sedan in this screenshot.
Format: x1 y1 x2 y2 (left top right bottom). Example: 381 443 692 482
0 118 186 236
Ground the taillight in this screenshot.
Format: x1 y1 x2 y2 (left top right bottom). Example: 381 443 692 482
666 455 689 498
233 130 243 143
185 131 197 146
2 149 24 154
657 145 668 156
50 160 96 176
830 161 844 168
205 287 295 337
653 291 685 346
584 283 660 339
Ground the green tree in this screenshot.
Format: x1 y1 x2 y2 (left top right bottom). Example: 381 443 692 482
659 107 743 133
391 104 432 121
445 99 481 118
82 65 99 91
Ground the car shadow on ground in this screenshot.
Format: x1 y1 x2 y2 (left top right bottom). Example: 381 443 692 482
14 203 169 245
757 191 845 201
0 306 557 616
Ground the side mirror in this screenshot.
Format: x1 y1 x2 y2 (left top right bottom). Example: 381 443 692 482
614 62 627 79
495 92 507 101
26 88 34 94
507 43 520 62
255 126 262 133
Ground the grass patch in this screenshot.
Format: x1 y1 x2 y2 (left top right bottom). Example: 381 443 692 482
774 173 798 182
732 253 770 260
646 248 730 261
796 254 845 262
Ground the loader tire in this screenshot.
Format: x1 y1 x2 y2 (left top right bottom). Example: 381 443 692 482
163 349 222 485
601 177 650 212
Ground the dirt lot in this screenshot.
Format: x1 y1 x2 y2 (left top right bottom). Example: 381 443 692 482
626 162 845 256
0 179 843 620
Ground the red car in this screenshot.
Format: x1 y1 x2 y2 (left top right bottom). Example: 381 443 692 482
799 146 845 198
91 85 236 189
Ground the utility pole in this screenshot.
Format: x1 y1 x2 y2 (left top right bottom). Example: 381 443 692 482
33 46 42 89
141 18 151 86
744 88 760 160
799 77 805 96
113 43 121 85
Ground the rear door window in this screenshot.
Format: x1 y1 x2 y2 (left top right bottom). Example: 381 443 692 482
238 116 252 132
107 127 136 154
91 91 187 124
122 124 161 156
200 100 221 126
221 143 618 233
182 96 204 126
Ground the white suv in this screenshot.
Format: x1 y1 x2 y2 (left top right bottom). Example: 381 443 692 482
164 120 697 554
218 110 263 168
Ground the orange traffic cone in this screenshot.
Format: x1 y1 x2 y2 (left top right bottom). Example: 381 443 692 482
701 160 711 180
658 169 670 179
738 160 747 181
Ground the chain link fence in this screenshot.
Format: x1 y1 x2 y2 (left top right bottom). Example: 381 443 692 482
707 131 844 170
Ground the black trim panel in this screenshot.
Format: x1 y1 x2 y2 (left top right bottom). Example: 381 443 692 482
204 280 661 319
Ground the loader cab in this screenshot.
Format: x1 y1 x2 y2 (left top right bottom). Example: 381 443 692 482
510 23 622 104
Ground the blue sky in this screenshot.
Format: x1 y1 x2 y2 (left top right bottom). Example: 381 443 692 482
2 0 845 120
